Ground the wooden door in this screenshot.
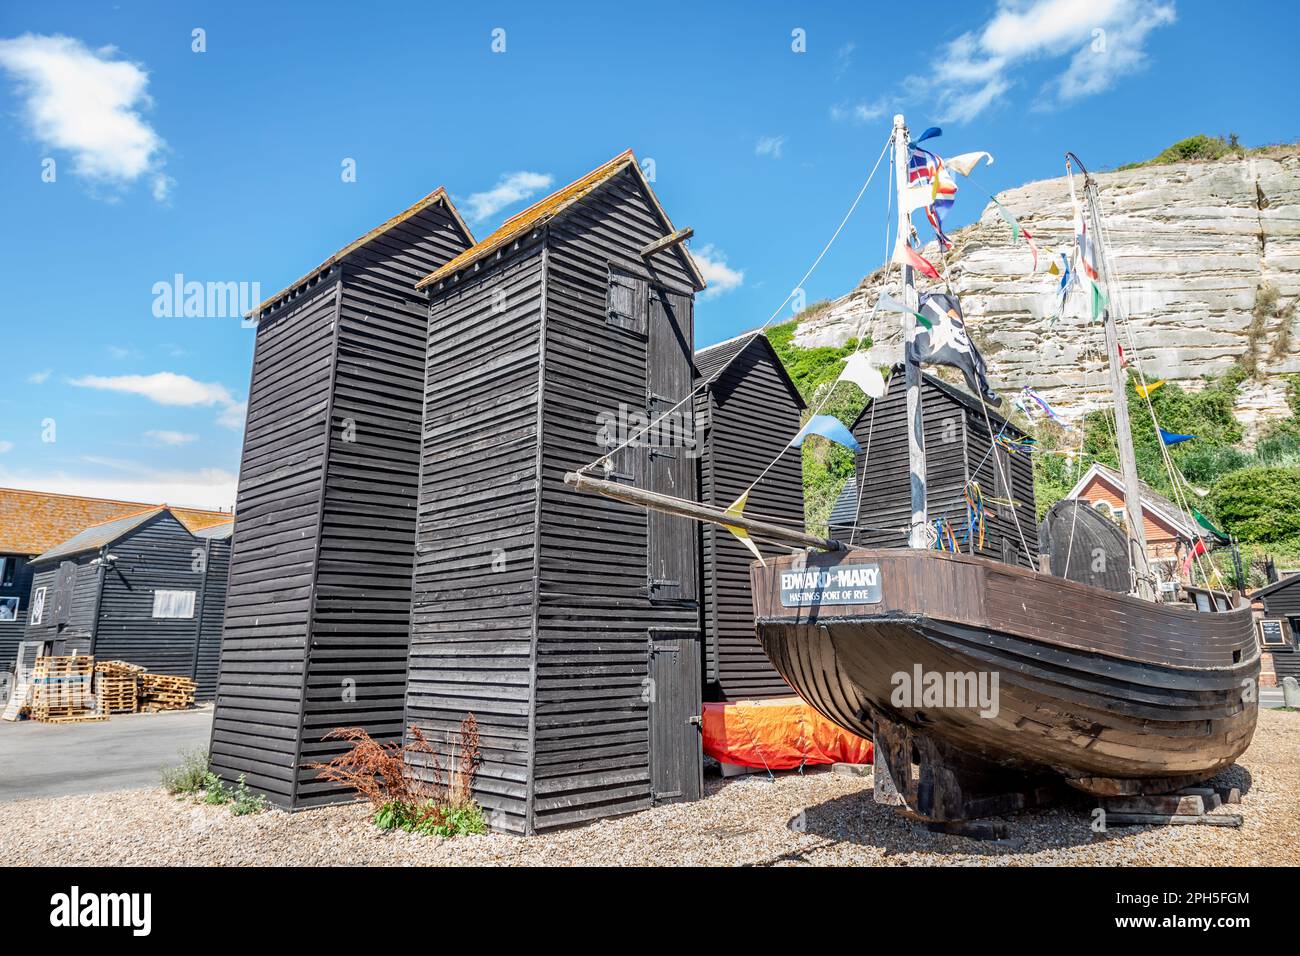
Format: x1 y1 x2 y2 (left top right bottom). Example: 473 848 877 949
648 632 702 804
645 287 697 602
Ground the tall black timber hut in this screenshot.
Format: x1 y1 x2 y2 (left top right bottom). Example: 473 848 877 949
23 509 231 698
694 332 803 701
404 151 707 834
829 367 1038 568
209 189 474 808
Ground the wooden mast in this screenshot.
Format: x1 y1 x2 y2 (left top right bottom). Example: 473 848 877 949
895 114 928 550
1069 153 1154 599
564 471 849 553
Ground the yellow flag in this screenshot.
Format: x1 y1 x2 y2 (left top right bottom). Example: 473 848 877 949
1136 380 1165 398
723 492 765 567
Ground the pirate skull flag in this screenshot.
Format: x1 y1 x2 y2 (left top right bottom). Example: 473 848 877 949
906 292 1001 406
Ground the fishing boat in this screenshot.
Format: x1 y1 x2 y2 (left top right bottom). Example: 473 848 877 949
568 114 1259 822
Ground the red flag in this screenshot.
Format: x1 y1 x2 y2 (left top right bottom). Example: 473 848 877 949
895 241 940 279
1118 344 1128 368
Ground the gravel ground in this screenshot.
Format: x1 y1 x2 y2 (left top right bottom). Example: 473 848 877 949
2 708 1295 867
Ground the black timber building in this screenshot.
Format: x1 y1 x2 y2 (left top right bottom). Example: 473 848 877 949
404 151 707 834
1254 573 1300 682
23 508 231 698
694 332 802 701
0 488 231 673
209 188 475 808
829 366 1038 568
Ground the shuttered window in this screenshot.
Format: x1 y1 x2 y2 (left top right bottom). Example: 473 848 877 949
152 589 196 619
30 586 46 626
607 268 647 334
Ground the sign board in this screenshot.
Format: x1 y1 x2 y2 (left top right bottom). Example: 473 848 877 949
1258 618 1290 648
780 562 882 608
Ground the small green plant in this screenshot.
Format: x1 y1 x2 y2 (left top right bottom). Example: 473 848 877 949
230 775 268 816
160 746 210 794
202 772 231 805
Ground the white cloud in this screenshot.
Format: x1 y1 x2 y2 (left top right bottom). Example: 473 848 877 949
0 34 170 199
918 0 1176 123
71 371 233 407
107 344 140 359
692 244 744 300
0 441 13 454
0 465 237 511
69 371 245 431
755 135 786 159
215 400 247 431
831 99 888 124
26 369 51 385
462 171 553 222
145 429 198 446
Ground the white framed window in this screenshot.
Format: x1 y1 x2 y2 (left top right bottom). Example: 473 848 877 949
30 586 46 626
152 589 196 619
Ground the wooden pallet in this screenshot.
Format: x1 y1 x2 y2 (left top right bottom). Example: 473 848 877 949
31 655 99 722
138 672 196 712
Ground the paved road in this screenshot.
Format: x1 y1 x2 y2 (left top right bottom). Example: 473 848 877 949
0 707 213 802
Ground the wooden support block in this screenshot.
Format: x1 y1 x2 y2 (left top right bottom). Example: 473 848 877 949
1105 812 1243 827
1103 795 1205 815
1217 786 1242 805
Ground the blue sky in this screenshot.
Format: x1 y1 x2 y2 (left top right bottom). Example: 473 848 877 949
0 0 1295 509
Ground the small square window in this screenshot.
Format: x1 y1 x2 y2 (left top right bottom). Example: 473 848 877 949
152 589 196 619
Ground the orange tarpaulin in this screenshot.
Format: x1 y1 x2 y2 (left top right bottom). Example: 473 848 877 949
702 696 873 770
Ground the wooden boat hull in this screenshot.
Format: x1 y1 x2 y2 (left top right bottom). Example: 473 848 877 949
751 549 1259 796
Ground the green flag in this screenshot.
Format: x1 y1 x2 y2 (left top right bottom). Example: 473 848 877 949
1192 508 1230 545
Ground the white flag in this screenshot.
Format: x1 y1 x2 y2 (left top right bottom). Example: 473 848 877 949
944 151 994 177
839 352 887 398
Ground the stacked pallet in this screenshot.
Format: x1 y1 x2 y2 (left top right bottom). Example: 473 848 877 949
138 672 196 712
31 656 105 723
94 660 144 715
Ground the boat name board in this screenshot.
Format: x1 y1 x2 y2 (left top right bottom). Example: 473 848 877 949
780 563 882 607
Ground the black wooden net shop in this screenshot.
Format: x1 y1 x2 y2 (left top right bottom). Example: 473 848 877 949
24 508 231 699
208 188 475 809
693 332 803 702
403 151 707 834
829 366 1038 568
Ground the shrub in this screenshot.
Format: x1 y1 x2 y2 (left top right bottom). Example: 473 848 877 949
310 714 486 837
161 747 211 795
202 772 231 805
1208 467 1300 542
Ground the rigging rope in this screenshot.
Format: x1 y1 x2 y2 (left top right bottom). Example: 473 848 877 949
577 131 895 479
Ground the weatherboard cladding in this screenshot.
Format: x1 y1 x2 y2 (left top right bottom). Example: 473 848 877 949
208 195 473 809
829 371 1037 568
405 162 703 834
694 334 803 701
0 558 36 671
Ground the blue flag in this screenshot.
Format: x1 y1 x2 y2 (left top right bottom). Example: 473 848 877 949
790 415 862 454
911 126 942 146
1160 427 1195 445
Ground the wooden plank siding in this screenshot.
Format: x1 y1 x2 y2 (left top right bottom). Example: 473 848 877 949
406 163 705 834
694 335 803 701
404 250 546 834
193 533 230 700
209 195 473 809
0 556 36 671
829 369 1037 568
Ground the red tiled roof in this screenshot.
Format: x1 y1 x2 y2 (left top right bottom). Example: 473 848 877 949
0 487 232 556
